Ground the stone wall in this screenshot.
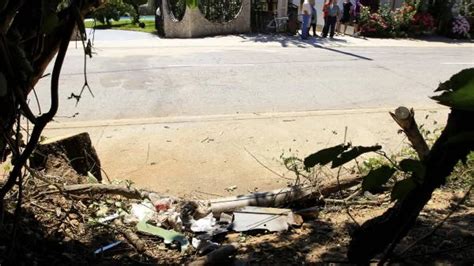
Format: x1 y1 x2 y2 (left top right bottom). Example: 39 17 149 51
161 0 251 38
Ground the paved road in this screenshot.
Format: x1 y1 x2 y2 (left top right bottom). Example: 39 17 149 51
38 31 473 195
33 31 474 121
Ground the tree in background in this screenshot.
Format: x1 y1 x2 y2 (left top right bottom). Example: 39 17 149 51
124 0 148 25
91 0 133 25
91 0 147 27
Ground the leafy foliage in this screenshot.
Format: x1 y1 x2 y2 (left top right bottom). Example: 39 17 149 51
198 0 242 23
168 0 186 20
390 178 417 201
399 159 425 183
124 0 147 24
432 68 474 111
361 165 396 192
359 2 435 38
92 0 134 25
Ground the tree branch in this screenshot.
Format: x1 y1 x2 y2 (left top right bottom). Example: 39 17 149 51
0 13 76 202
390 106 429 160
0 0 26 34
41 183 149 199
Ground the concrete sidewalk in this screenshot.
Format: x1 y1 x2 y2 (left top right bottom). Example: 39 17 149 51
44 107 448 198
86 29 474 48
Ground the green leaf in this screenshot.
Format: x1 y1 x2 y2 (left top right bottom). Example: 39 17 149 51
304 144 349 168
432 68 474 111
186 0 198 8
391 178 417 202
445 131 474 146
361 165 396 191
331 145 382 168
399 159 425 184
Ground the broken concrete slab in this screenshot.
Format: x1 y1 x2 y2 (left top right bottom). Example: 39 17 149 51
231 206 302 232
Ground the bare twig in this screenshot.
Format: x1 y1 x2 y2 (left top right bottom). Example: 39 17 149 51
0 0 26 34
335 126 360 227
244 147 293 181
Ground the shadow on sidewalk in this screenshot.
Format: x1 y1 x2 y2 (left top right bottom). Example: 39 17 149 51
239 34 373 61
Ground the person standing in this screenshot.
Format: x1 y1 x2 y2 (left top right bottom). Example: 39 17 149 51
338 0 353 35
301 0 312 40
353 0 362 35
322 0 340 38
310 0 318 37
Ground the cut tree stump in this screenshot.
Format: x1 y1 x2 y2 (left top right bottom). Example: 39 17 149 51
30 132 102 182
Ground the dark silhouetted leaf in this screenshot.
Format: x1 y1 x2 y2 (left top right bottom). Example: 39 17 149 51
304 144 349 168
331 145 382 168
399 159 425 184
391 178 417 202
445 131 474 146
432 68 474 111
362 166 396 191
41 13 60 34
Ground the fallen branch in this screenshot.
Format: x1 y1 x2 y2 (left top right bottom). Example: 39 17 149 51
210 176 361 214
324 198 386 206
42 184 149 199
189 244 239 266
104 220 146 253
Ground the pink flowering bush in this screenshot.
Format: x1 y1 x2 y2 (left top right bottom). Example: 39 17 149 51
359 3 434 38
451 15 471 39
411 12 435 33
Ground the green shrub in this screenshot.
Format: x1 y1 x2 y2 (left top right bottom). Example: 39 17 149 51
92 0 134 25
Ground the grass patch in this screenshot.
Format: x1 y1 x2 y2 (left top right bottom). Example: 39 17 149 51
84 19 156 34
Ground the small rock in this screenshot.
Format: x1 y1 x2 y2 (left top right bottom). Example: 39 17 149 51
55 208 62 218
70 219 79 227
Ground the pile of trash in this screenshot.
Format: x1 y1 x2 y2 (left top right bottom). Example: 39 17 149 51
92 190 306 258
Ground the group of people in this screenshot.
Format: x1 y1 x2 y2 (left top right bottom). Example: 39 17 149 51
300 0 361 40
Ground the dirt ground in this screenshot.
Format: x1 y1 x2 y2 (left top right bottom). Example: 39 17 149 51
1 162 472 265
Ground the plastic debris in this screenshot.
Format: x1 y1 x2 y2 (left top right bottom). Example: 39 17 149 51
87 171 99 183
148 193 173 211
189 213 229 237
231 206 301 232
154 198 172 211
136 221 189 252
97 213 120 224
94 241 122 255
130 201 155 221
191 213 216 232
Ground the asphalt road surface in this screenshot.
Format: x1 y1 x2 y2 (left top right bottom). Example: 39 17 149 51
33 30 474 121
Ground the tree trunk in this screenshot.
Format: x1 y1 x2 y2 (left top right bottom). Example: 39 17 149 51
347 109 474 263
